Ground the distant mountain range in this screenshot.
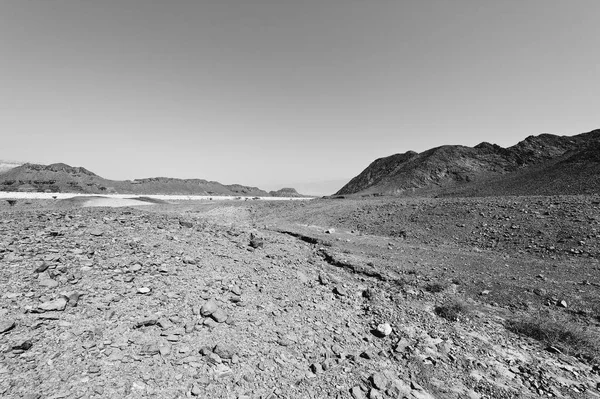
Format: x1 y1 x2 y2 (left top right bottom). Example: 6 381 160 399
0 162 295 197
336 129 600 197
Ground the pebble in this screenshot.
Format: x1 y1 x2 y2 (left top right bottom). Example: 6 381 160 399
0 319 16 334
12 339 33 351
37 297 68 312
137 287 151 294
34 262 50 273
557 299 568 308
213 344 236 359
376 323 393 337
129 263 142 272
39 279 59 288
310 363 323 374
182 256 196 265
371 372 388 390
351 386 367 399
201 300 218 316
210 309 228 323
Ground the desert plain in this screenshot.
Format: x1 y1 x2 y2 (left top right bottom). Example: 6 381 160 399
1 194 599 399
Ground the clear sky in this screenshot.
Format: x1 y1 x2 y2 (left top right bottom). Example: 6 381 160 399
1 1 598 195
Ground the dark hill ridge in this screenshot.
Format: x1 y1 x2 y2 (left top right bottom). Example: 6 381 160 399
0 163 282 196
336 129 600 196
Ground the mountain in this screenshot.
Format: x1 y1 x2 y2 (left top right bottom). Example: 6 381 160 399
336 129 600 197
0 163 270 196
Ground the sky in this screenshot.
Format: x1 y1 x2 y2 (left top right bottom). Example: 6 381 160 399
1 1 599 195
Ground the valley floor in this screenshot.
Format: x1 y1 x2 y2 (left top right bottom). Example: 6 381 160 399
1 195 599 398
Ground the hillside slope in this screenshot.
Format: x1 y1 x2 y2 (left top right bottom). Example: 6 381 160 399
337 129 600 196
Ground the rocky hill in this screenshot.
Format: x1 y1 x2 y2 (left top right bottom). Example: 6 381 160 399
0 163 270 196
268 188 307 198
336 129 600 196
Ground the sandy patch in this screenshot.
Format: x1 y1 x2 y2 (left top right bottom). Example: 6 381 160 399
81 197 154 208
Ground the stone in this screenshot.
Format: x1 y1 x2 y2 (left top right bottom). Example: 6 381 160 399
310 363 323 374
333 286 348 296
0 319 16 334
297 271 309 284
351 386 367 399
182 256 196 265
135 318 158 328
371 372 388 390
205 352 222 365
213 344 236 359
376 323 392 337
203 318 218 329
129 263 142 272
201 300 218 316
65 292 81 307
318 273 329 285
368 388 383 399
214 363 233 379
38 297 68 312
179 220 194 228
325 228 335 234
34 262 50 273
12 339 33 351
557 299 568 308
39 279 59 288
249 234 264 249
331 344 344 357
191 384 202 396
137 287 151 294
210 309 228 323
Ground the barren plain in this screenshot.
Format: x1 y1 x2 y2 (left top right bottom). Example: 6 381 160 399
1 195 599 399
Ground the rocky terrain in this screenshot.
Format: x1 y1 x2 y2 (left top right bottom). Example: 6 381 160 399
1 195 600 398
336 129 600 197
0 163 297 197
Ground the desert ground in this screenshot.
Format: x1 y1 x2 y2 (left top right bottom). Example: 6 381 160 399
1 195 599 399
